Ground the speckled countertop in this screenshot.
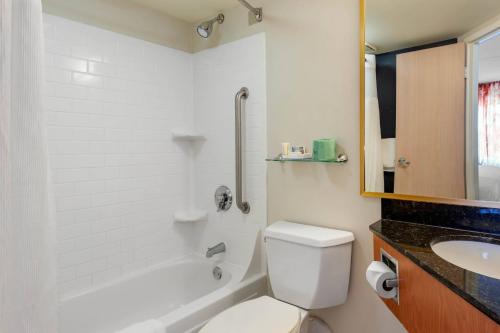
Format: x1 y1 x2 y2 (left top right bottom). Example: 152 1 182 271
370 219 500 324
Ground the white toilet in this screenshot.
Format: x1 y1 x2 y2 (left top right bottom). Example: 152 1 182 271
200 221 355 333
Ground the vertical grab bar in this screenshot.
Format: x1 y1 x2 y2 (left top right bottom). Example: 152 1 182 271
235 87 250 214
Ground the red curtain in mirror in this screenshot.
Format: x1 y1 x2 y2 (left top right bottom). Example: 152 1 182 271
478 81 500 167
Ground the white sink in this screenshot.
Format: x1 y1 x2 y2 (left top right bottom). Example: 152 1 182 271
431 239 500 280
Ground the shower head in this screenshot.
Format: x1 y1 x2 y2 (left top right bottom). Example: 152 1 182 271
196 13 224 38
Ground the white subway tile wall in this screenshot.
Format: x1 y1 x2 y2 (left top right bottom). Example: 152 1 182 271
44 15 193 298
193 34 267 270
44 15 267 299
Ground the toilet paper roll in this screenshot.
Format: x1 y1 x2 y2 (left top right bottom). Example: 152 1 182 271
366 261 397 299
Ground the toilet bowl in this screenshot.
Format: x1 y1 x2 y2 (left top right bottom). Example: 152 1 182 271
200 296 332 333
200 221 355 333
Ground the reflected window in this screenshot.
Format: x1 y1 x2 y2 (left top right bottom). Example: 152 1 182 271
478 82 500 167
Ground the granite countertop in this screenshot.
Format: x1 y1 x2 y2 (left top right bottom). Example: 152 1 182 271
370 219 500 324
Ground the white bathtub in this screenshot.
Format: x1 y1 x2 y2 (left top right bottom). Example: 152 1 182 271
59 256 267 333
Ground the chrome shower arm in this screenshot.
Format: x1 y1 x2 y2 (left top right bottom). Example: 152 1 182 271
235 87 250 214
237 0 263 22
210 13 225 25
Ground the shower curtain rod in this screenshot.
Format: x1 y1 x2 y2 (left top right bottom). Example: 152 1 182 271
238 0 263 22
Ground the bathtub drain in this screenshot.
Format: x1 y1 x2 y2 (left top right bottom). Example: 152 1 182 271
213 266 223 280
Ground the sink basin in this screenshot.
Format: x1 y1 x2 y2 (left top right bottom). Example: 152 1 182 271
431 238 500 280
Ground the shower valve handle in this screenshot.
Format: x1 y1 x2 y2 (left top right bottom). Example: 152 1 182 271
215 186 232 212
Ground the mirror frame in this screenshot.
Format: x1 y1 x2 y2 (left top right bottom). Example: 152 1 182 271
359 0 500 208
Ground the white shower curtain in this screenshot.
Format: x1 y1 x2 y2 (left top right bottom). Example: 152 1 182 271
0 1 58 332
364 55 384 192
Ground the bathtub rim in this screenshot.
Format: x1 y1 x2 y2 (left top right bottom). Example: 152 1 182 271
159 271 267 332
58 254 245 304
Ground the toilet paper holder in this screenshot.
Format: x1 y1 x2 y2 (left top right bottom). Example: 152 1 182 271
380 248 400 304
383 278 399 289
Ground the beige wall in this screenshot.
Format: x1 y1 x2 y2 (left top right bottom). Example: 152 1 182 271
194 1 406 332
41 0 193 52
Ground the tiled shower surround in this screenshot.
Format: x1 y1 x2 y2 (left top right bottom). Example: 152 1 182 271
193 34 267 269
43 15 266 298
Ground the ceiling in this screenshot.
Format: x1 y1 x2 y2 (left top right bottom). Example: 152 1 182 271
126 0 240 23
479 33 500 83
366 0 500 54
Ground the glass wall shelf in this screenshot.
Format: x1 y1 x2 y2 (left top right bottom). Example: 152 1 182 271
265 154 348 164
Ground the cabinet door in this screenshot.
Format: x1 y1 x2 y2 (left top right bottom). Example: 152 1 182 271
395 43 465 198
373 236 500 333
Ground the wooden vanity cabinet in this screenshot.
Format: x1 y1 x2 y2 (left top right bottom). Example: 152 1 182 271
373 236 500 333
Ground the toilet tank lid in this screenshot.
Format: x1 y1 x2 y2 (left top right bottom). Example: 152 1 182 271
264 221 355 247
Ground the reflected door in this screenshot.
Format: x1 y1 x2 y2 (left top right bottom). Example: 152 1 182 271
395 43 466 198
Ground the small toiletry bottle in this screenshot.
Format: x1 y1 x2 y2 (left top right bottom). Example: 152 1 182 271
291 146 306 154
281 142 290 156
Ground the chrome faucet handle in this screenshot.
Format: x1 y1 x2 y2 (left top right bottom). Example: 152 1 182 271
217 193 228 211
215 186 232 212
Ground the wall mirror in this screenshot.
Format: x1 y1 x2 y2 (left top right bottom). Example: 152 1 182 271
360 0 500 207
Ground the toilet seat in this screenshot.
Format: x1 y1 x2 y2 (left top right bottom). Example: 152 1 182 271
200 296 301 333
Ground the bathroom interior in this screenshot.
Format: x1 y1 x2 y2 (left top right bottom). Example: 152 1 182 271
1 0 500 332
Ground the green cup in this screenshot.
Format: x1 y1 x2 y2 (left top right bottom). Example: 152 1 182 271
313 138 337 161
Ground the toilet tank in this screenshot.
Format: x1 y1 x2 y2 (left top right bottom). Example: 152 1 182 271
264 221 355 310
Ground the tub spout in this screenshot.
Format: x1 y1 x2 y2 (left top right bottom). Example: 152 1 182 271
206 242 226 258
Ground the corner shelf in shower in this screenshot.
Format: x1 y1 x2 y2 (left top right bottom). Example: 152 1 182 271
171 130 206 142
173 210 208 223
